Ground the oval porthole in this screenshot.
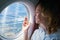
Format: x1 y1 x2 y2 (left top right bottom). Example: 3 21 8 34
0 2 30 39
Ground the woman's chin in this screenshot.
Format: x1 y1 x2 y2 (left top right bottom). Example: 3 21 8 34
36 21 40 24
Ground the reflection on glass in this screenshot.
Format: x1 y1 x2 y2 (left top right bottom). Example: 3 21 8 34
0 2 29 39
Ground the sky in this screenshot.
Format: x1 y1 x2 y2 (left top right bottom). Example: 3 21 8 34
0 2 29 39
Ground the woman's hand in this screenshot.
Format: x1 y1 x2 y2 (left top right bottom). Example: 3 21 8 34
22 17 30 31
22 17 30 40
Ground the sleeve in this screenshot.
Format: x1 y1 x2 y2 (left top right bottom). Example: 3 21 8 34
31 29 38 40
31 27 46 40
52 33 60 40
46 33 58 40
51 37 57 40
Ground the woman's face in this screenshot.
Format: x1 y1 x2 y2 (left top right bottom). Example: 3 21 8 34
35 5 42 24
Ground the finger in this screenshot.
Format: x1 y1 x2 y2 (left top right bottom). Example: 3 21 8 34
24 17 28 21
24 17 28 25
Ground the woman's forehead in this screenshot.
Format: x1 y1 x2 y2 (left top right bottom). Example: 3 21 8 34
36 5 42 11
36 5 41 9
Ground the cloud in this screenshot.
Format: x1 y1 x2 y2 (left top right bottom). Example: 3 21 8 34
0 26 17 33
16 16 24 21
4 32 16 38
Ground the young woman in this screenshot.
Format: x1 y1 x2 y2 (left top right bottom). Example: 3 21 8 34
31 2 60 40
22 0 60 40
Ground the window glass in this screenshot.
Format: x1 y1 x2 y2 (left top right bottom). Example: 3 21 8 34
0 2 30 39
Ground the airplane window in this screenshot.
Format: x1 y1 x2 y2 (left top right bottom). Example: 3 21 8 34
0 2 30 39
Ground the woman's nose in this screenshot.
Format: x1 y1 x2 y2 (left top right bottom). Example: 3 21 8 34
36 13 39 17
35 13 39 18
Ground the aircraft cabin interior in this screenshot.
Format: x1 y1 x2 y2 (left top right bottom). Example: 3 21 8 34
0 0 60 40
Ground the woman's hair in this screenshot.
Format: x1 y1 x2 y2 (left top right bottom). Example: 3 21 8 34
35 0 59 34
42 9 58 34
